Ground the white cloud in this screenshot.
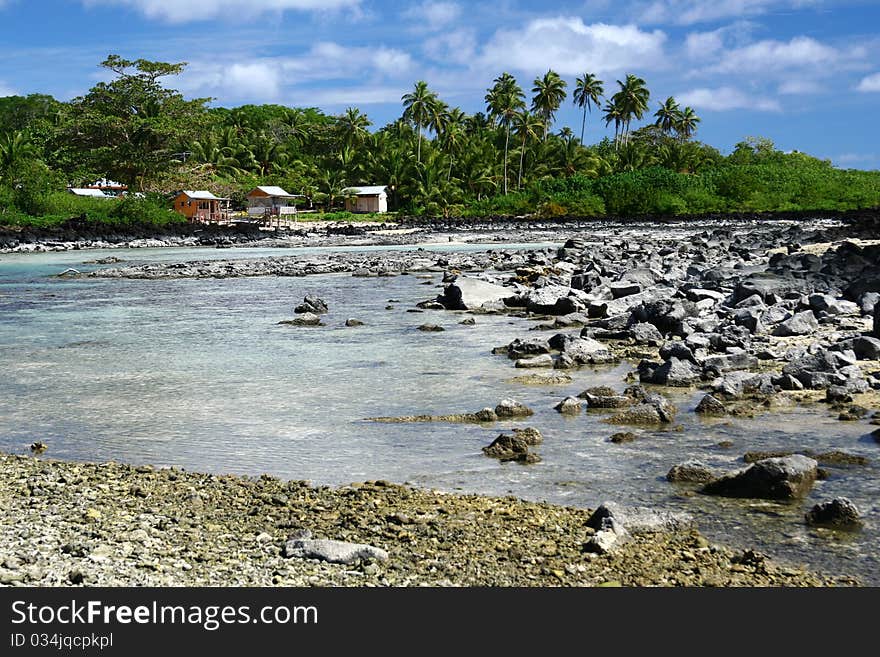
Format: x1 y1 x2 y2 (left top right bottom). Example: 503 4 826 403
404 2 462 31
477 18 667 76
678 86 781 111
857 73 880 92
423 28 477 65
177 42 413 104
0 82 16 97
637 1 821 26
778 79 823 95
684 30 723 58
713 36 843 74
226 63 281 99
82 0 359 23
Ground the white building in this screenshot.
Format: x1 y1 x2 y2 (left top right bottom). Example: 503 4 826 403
342 185 388 213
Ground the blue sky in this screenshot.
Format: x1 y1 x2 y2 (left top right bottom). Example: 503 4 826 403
1 0 878 168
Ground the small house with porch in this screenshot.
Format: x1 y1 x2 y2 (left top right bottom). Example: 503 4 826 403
245 186 302 219
172 190 229 223
342 185 388 213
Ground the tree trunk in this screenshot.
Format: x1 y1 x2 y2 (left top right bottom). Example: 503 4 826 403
503 123 510 195
417 124 422 163
518 135 526 190
580 106 586 145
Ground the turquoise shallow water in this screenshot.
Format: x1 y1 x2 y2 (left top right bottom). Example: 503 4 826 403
1 244 877 583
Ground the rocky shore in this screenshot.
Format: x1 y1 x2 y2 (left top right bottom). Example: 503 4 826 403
0 453 854 587
3 212 879 587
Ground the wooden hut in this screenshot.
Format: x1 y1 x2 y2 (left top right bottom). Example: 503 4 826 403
245 186 302 219
172 190 229 223
342 185 388 213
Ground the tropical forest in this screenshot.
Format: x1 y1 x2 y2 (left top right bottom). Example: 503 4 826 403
1 55 878 228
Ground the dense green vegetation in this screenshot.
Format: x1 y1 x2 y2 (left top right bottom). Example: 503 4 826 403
1 55 878 228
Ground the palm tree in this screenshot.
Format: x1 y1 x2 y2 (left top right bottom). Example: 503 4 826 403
512 110 543 189
0 131 37 174
654 96 681 136
531 70 568 139
338 107 372 148
675 106 701 141
573 73 604 145
485 72 525 195
611 74 650 145
438 107 467 180
402 80 439 164
602 101 624 149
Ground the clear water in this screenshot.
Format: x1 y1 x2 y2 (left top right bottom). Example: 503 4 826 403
1 244 877 584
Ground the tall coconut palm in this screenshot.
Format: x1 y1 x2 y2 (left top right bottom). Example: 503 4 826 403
602 101 624 149
512 110 543 189
573 73 604 145
402 80 439 164
485 72 525 195
654 96 681 136
611 74 650 145
531 70 568 139
338 107 372 148
675 106 701 141
438 107 467 180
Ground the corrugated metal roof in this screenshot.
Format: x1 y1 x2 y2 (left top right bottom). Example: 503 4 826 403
249 185 300 198
342 185 388 196
180 190 226 200
68 188 110 198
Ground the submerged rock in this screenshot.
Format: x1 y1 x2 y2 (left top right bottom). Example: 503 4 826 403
702 455 818 500
494 398 534 418
805 498 862 530
279 312 323 326
417 324 445 332
608 432 638 444
515 354 554 369
695 394 727 416
294 295 329 315
482 433 541 464
439 276 512 310
554 396 583 415
667 461 716 484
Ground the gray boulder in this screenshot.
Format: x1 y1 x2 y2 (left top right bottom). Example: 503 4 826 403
294 295 329 315
773 310 819 337
561 336 614 365
701 455 818 500
494 398 534 418
695 394 727 416
667 461 716 483
703 352 759 374
554 396 583 415
808 293 859 315
279 312 323 327
482 433 541 463
283 537 388 564
649 357 702 387
859 291 879 315
805 498 862 529
514 354 554 369
630 322 663 346
587 501 694 534
875 310 879 338
440 277 511 310
610 282 641 299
